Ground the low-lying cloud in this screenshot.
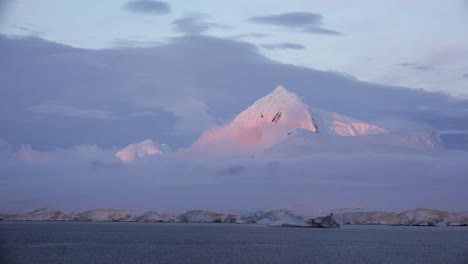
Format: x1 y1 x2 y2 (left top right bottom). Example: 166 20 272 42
28 101 116 120
0 142 467 214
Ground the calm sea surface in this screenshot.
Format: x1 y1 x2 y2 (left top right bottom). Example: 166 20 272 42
0 221 467 264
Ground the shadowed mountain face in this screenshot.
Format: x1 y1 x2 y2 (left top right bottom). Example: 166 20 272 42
1 35 467 150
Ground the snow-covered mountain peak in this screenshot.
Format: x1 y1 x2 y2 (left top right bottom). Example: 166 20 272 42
115 139 169 162
192 85 388 154
230 85 317 132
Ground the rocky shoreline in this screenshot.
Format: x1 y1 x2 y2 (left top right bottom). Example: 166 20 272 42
1 208 467 227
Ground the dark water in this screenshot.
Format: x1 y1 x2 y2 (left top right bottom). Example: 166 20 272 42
0 221 467 264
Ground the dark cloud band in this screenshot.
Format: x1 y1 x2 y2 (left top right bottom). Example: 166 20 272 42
261 42 305 50
249 12 342 35
172 14 228 35
399 62 433 72
123 0 170 15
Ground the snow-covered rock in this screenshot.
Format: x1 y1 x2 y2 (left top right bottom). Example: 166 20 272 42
394 208 450 226
241 209 308 227
238 211 266 224
115 139 169 162
309 106 385 136
72 209 133 222
179 210 227 223
4 208 71 221
334 209 452 226
2 207 464 227
135 211 181 223
446 212 468 226
333 211 399 225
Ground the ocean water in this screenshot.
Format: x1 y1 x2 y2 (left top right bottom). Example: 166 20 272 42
0 221 467 264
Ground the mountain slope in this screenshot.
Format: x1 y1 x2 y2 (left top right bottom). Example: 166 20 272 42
263 128 444 157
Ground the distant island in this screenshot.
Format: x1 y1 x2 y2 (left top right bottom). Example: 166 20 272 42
1 208 466 227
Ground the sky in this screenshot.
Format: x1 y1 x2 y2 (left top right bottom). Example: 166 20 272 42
0 1 468 214
1 0 468 96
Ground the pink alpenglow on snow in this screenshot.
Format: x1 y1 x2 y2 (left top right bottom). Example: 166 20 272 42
13 145 55 163
115 139 167 162
192 85 386 154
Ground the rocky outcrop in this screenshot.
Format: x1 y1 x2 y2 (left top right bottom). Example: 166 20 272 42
334 211 399 225
72 209 132 222
3 208 71 221
223 214 242 223
135 211 180 223
308 214 341 228
179 210 227 223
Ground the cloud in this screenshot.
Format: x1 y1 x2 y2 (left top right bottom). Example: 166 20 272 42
89 160 123 169
261 42 305 50
123 0 170 15
217 164 246 176
1 34 468 152
172 14 229 34
302 26 342 35
399 62 433 72
0 0 13 24
250 12 323 27
110 38 161 48
28 101 116 120
13 145 55 163
0 145 467 213
0 139 9 152
249 12 342 35
13 23 49 36
463 73 468 78
231 33 271 39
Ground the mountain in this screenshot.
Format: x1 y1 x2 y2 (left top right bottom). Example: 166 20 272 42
115 139 169 162
192 86 388 154
229 85 386 137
